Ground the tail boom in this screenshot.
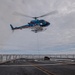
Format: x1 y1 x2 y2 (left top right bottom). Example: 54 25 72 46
10 24 29 30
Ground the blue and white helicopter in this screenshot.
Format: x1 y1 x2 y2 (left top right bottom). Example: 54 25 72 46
10 11 57 33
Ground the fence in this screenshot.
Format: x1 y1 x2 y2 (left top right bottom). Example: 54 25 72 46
0 54 75 63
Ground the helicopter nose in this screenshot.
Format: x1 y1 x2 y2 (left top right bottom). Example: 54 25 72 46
46 22 50 26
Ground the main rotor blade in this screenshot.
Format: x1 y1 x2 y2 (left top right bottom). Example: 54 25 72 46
13 10 58 19
13 12 33 18
37 10 58 18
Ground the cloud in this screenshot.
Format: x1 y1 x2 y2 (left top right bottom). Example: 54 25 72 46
0 0 75 54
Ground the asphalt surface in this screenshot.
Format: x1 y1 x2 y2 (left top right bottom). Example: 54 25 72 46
0 59 75 75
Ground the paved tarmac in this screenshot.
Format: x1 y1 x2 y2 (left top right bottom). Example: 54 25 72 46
0 59 75 75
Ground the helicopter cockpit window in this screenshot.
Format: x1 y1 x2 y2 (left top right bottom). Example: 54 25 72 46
40 23 43 25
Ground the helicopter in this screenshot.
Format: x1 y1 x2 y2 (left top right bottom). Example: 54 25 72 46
10 11 57 33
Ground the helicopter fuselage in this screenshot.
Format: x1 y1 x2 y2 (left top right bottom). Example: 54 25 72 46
28 19 50 27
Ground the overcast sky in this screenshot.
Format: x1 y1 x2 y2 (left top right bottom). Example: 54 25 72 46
0 0 75 54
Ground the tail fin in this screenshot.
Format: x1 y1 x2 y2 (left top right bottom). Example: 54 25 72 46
10 24 14 30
